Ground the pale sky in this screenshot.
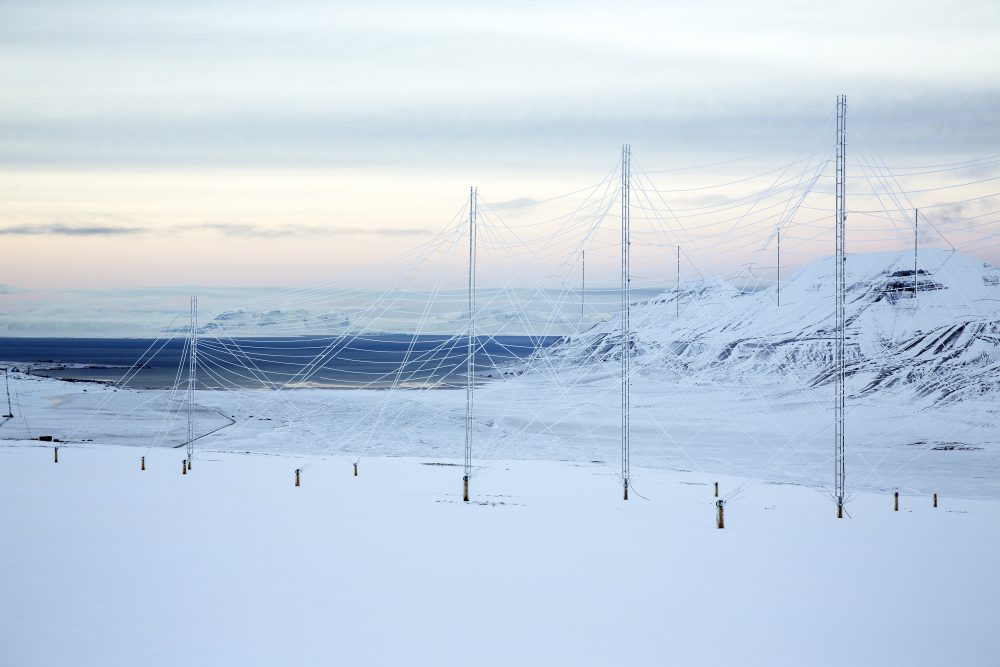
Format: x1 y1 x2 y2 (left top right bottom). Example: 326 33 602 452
1 0 998 293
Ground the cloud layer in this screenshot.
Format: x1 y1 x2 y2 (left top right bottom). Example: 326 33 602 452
0 222 433 238
1 1 998 169
0 0 997 293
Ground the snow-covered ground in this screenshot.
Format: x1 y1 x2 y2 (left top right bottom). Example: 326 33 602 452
2 442 998 666
2 371 999 665
3 367 997 500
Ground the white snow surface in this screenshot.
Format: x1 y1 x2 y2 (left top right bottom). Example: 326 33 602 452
2 442 998 667
1 368 999 665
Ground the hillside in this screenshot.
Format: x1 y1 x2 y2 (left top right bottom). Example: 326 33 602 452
540 249 1000 405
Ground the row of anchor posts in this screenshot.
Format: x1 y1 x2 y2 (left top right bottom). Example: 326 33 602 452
44 451 946 516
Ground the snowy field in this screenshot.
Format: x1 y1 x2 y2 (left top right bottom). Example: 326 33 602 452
3 368 998 500
2 374 1000 665
2 443 998 666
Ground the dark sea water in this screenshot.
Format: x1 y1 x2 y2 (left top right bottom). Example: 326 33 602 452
0 335 559 390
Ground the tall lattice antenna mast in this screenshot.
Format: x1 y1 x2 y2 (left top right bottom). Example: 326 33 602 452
834 95 847 518
914 209 919 298
3 368 13 418
463 187 476 502
777 229 781 307
621 144 631 501
187 294 198 467
676 245 680 317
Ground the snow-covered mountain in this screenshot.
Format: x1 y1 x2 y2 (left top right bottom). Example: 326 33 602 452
195 308 357 336
159 308 385 337
539 249 1000 405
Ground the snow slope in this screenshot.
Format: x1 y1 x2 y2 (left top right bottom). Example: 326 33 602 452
542 249 1000 405
172 307 360 336
2 343 998 502
1 442 997 667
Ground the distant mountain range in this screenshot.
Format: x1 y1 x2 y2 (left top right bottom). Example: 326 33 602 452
163 308 361 336
536 249 1000 405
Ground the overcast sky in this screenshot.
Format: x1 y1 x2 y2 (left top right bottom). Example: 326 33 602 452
1 0 998 293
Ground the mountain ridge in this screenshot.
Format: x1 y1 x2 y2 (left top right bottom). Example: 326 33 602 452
537 249 1000 405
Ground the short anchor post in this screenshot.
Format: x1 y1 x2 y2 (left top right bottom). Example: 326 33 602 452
182 458 187 475
187 459 192 471
353 462 358 477
463 475 469 502
295 469 301 487
141 456 145 471
894 491 899 512
716 499 725 529
623 479 629 501
714 481 719 498
53 447 59 464
933 493 938 508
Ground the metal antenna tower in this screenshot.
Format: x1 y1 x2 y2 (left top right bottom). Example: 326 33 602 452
3 368 13 418
464 187 476 502
621 144 631 500
187 295 198 467
914 209 919 298
834 95 847 518
777 229 781 307
676 245 680 317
